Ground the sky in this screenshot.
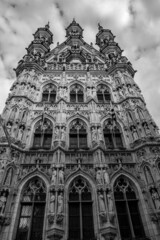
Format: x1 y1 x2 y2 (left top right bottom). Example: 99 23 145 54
0 0 160 127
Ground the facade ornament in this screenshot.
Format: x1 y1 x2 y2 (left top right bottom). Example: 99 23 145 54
57 192 63 214
51 168 57 185
50 192 55 213
98 192 106 212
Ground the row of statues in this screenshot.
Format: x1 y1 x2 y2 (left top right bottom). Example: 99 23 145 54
51 168 64 185
50 192 63 214
96 169 110 185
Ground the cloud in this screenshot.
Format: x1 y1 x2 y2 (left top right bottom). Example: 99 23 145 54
0 0 160 127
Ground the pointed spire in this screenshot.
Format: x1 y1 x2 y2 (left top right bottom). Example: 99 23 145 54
45 21 50 29
98 23 103 31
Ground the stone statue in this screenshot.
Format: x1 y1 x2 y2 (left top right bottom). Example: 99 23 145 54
96 169 103 184
0 192 7 215
57 192 63 214
59 169 64 184
60 128 66 141
97 127 103 142
98 192 106 212
91 127 97 142
151 189 160 210
51 169 57 185
55 127 60 140
50 192 55 213
107 192 114 212
103 169 110 185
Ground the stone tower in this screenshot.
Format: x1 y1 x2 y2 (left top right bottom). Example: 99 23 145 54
0 20 160 240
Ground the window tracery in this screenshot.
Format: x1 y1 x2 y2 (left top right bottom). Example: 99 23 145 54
69 119 88 149
114 177 145 239
68 178 94 240
42 84 57 103
103 119 123 149
70 84 84 103
97 84 111 102
16 178 46 240
32 118 53 149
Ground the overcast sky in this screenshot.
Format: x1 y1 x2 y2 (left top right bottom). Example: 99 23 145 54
0 0 160 127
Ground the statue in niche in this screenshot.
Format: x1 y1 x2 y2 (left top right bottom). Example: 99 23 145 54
55 127 60 140
107 192 114 212
97 127 103 142
131 126 139 141
58 169 64 184
151 188 160 210
57 192 63 214
96 169 103 184
60 128 66 141
0 192 7 215
17 126 24 141
4 168 13 186
0 167 4 184
6 122 12 135
51 168 57 185
103 169 110 185
91 127 97 142
98 192 106 212
143 123 151 137
50 192 55 213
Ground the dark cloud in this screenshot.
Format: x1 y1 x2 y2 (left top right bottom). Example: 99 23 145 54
55 2 64 17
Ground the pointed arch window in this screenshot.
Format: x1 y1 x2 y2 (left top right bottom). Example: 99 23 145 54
16 178 46 240
33 118 53 149
69 119 88 149
42 84 57 103
114 177 145 240
97 85 111 102
103 119 123 149
70 84 84 103
68 178 94 240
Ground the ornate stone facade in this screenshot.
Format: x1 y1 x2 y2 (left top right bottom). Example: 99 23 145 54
0 20 160 240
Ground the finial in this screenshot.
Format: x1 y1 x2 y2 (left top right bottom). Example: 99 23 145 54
72 18 76 23
98 23 103 31
45 21 50 29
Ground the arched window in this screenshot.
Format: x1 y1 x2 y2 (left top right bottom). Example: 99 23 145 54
114 177 145 240
42 84 57 103
69 119 88 149
103 119 123 149
70 84 84 103
16 178 46 240
68 178 94 240
143 165 154 184
33 118 53 149
97 85 111 102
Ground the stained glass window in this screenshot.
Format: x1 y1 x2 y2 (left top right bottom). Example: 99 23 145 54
69 119 88 149
114 177 145 240
68 178 94 240
16 178 46 240
32 118 53 149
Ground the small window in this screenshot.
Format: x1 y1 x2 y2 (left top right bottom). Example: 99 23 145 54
42 84 57 103
69 119 88 149
103 120 124 149
32 118 53 149
97 85 111 102
70 85 84 103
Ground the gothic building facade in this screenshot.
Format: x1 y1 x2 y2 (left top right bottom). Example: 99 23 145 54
0 20 160 240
